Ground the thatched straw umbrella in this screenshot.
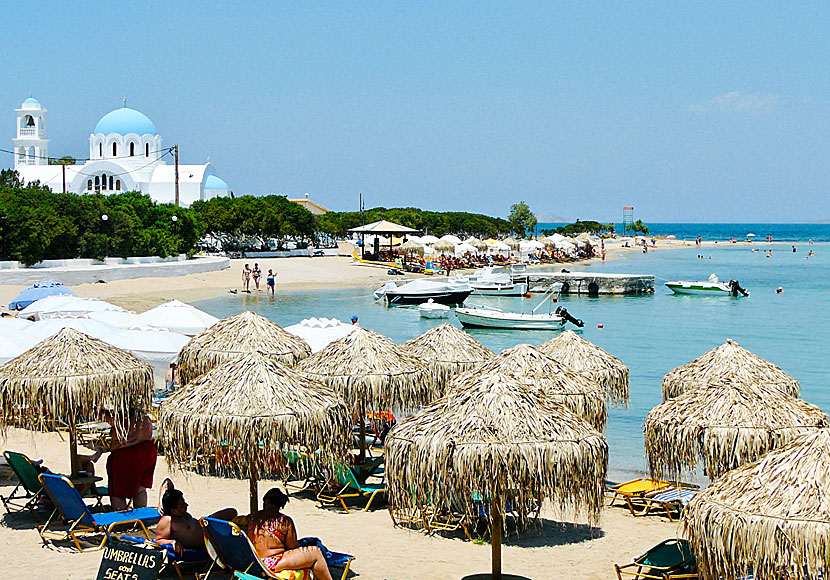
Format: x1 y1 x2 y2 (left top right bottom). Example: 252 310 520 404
158 351 351 513
386 370 607 580
297 328 435 459
645 376 828 480
0 327 152 477
502 237 520 250
431 240 455 254
662 339 799 401
468 344 607 431
683 429 830 580
400 323 492 390
397 239 424 256
538 330 630 407
178 311 311 384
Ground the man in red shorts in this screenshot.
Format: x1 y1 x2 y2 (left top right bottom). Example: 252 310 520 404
103 410 157 511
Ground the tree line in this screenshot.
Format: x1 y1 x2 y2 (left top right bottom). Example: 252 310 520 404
316 207 513 239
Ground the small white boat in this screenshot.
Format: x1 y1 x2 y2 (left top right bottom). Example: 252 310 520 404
418 299 450 319
373 279 473 305
665 274 749 296
470 281 529 297
455 288 583 330
454 266 529 296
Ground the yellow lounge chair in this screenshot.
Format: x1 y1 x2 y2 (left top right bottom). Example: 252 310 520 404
607 478 671 514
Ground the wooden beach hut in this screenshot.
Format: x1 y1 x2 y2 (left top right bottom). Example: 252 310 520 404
401 323 492 390
177 311 311 384
538 329 630 407
662 338 799 401
0 327 152 477
158 351 351 513
386 369 607 580
645 376 827 480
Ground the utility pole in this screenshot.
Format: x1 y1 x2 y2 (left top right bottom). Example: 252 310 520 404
62 163 66 194
174 144 180 206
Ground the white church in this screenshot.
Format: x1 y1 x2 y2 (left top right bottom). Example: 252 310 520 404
12 97 231 206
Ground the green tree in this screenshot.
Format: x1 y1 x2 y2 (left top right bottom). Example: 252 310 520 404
630 219 649 234
507 201 537 238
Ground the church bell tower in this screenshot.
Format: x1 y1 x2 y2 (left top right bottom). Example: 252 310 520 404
13 96 49 169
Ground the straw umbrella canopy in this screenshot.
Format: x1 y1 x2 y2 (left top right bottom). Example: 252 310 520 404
431 240 455 254
502 237 520 250
644 376 828 480
469 344 607 431
0 327 152 477
398 239 424 256
386 370 607 580
683 429 830 580
662 338 799 401
297 328 436 459
178 311 311 384
400 323 493 390
159 351 351 513
538 330 630 407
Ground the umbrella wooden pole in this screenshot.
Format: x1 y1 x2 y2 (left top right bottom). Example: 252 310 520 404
249 459 258 514
492 495 502 580
69 421 80 478
358 402 367 463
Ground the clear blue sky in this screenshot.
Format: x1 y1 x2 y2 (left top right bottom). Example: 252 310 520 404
2 2 829 222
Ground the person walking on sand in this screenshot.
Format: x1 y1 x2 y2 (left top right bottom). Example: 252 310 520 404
266 269 276 295
242 264 252 293
253 263 262 291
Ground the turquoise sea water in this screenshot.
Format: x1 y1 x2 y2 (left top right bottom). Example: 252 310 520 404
193 236 830 481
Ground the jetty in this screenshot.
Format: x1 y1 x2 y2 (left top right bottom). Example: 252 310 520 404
513 271 654 295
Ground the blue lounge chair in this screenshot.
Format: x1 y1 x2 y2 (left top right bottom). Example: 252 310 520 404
633 487 700 521
199 517 354 580
36 473 159 551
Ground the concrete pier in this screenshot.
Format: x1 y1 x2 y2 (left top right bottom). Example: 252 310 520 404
513 271 654 295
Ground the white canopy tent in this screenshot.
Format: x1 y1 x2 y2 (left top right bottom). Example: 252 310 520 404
0 327 40 364
24 318 120 341
420 235 440 244
127 300 218 336
16 295 125 321
86 310 139 328
454 242 478 256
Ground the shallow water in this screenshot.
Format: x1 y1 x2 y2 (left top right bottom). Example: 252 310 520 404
194 240 830 480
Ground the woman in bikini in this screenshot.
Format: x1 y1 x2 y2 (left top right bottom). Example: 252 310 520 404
248 488 334 580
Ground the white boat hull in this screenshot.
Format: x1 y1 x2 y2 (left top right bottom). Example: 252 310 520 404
418 304 450 319
471 282 529 296
455 307 565 330
665 282 733 295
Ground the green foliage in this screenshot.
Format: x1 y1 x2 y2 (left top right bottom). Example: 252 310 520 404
542 220 613 236
316 207 512 239
629 219 649 234
0 171 202 266
507 201 537 237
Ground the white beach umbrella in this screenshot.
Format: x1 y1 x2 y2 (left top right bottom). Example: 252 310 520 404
128 300 218 336
105 328 190 365
423 244 437 255
16 295 82 320
284 318 357 354
454 242 477 256
556 241 577 251
0 327 39 364
489 241 510 253
440 234 462 245
25 318 120 341
86 310 139 328
16 295 124 321
519 240 543 253
420 235 440 244
0 317 34 331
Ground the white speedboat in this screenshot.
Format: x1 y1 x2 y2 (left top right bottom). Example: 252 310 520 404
665 274 749 296
373 279 473 305
454 266 529 296
418 299 451 319
456 305 583 330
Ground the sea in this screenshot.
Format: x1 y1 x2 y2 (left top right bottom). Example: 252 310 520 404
193 223 830 483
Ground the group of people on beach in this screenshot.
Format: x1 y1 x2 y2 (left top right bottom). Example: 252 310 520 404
242 263 276 294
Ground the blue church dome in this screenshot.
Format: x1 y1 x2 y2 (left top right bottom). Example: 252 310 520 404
205 175 229 190
94 107 157 136
23 97 40 105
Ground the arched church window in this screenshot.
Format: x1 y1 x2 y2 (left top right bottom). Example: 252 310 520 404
87 179 92 191
102 174 107 191
112 143 117 157
115 180 121 191
145 143 149 157
109 176 114 190
94 176 100 192
130 142 135 156
99 143 103 157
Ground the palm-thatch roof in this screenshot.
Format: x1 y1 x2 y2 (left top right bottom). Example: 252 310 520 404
461 344 606 432
502 237 520 250
662 339 799 401
538 330 630 407
400 324 492 389
645 376 828 480
0 327 152 433
297 328 436 413
397 240 424 255
386 369 608 529
683 429 830 580
177 311 311 384
158 351 351 512
431 240 455 253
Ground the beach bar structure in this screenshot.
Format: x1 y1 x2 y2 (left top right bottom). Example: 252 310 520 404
348 220 419 260
513 271 654 295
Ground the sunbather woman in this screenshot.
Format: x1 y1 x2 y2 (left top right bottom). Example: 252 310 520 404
248 488 334 580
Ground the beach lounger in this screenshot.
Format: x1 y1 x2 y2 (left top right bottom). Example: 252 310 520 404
199 517 354 580
36 473 159 552
607 478 672 511
614 538 698 580
1 450 45 513
121 533 211 580
317 461 387 512
282 449 323 494
632 487 700 521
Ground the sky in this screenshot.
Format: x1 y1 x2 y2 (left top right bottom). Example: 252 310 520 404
2 2 829 222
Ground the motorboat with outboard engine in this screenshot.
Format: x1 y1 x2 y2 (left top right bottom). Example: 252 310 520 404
665 274 749 296
373 278 473 305
453 266 529 296
455 285 583 330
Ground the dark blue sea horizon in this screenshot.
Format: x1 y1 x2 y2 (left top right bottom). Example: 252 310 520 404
535 222 830 243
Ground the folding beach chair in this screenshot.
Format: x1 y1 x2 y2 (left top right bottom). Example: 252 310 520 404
632 487 700 521
36 473 159 552
282 449 323 494
614 538 698 580
607 478 672 511
199 517 354 580
317 461 387 512
1 450 45 513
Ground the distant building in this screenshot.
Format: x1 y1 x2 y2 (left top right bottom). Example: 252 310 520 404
12 97 230 206
289 192 330 215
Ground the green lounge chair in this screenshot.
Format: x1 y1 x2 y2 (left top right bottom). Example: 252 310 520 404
316 461 386 512
1 450 45 513
614 538 698 580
